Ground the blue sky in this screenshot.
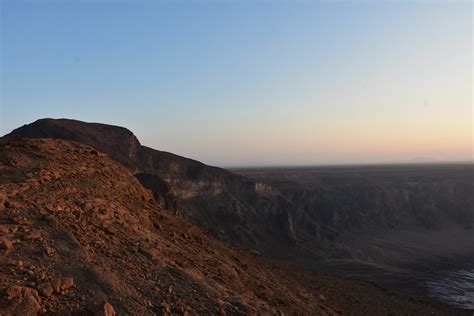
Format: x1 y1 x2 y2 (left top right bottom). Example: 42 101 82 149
1 1 472 167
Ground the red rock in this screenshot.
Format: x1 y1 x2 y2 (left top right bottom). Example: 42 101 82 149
0 238 14 250
60 277 74 290
50 277 74 293
6 285 40 302
37 283 54 297
45 247 56 255
24 231 42 241
6 200 22 209
50 278 61 293
4 295 41 316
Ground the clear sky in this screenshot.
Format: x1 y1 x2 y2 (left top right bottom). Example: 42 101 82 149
1 1 472 167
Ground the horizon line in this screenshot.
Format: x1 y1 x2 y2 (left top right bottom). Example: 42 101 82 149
225 160 474 170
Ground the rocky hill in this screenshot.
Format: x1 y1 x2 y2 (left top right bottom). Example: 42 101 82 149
5 119 473 268
0 138 337 315
4 119 297 256
1 138 464 315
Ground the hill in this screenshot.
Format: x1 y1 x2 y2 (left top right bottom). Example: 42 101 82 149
4 119 474 309
0 138 338 315
4 119 296 257
1 138 467 315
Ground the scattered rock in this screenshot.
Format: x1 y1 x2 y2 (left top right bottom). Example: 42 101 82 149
160 302 171 314
138 247 158 260
249 249 261 256
37 283 54 297
50 278 62 293
5 200 22 209
85 302 116 316
6 285 40 302
50 276 74 293
4 295 41 316
0 238 14 250
102 302 116 316
24 231 42 241
60 277 74 290
0 192 7 204
13 217 32 225
0 224 18 234
45 247 56 256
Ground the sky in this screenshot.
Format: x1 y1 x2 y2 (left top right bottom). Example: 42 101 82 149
1 1 472 167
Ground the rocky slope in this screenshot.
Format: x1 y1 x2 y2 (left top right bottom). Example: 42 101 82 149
0 138 339 315
4 119 297 256
5 119 473 267
1 138 464 315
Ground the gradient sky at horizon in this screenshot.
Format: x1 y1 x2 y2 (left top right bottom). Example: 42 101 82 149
1 1 472 167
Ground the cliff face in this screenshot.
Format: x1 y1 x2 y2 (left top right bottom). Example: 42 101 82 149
285 180 473 240
237 166 474 263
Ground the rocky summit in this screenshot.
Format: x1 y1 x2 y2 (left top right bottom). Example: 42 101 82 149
0 138 467 315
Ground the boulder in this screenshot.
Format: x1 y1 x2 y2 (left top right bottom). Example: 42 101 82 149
37 283 54 297
6 285 40 302
60 277 74 290
0 238 14 250
45 246 56 255
5 200 22 209
85 302 116 316
4 295 41 316
50 276 74 293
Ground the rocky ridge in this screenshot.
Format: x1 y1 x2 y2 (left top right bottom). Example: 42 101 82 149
4 119 297 256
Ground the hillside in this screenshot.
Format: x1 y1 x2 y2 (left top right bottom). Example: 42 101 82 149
1 138 465 315
2 138 470 315
0 138 339 315
5 119 474 267
4 119 296 257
